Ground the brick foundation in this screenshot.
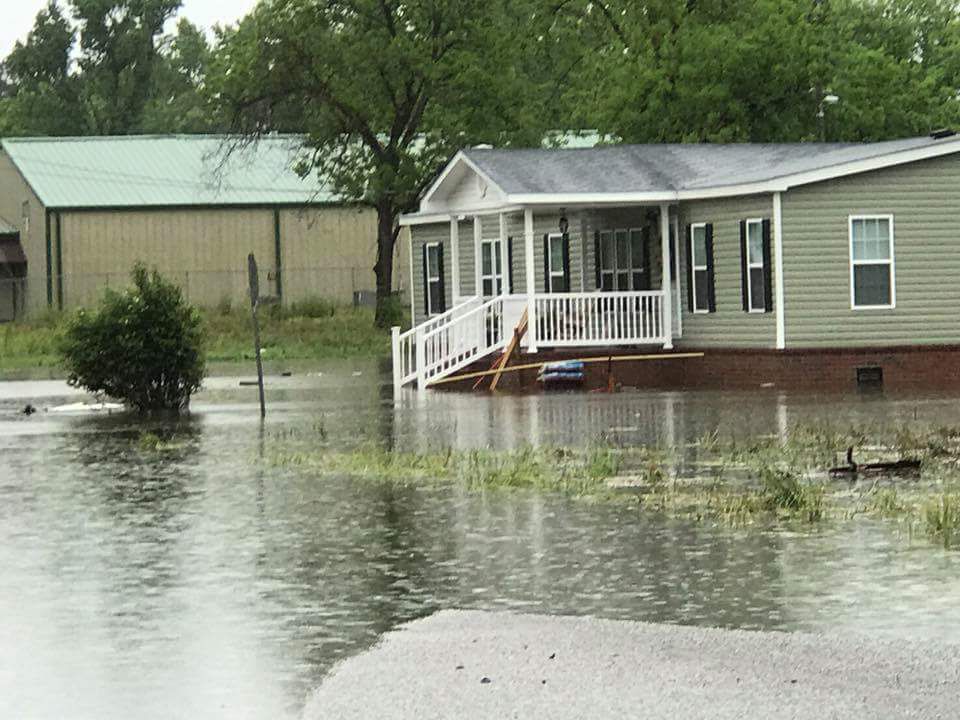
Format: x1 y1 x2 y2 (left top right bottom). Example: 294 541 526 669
436 345 960 393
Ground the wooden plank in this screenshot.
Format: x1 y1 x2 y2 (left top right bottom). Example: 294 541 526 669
489 309 528 392
429 351 705 387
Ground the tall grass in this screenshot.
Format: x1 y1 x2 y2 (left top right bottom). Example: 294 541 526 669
0 299 395 371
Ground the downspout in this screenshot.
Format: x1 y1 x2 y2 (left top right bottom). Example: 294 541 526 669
55 212 63 311
273 208 283 302
44 208 52 309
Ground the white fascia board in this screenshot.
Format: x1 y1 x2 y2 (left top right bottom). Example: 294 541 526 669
399 205 524 226
419 152 508 213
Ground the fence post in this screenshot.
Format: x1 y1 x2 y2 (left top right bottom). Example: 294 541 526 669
391 326 402 394
415 325 426 390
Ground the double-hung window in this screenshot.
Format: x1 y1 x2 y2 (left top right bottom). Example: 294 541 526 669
690 223 711 313
424 242 444 315
597 228 647 291
480 239 503 297
849 215 895 309
745 219 765 312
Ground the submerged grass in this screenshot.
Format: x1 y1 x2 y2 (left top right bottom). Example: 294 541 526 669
267 420 960 550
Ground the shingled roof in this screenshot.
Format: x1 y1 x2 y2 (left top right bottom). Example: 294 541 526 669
411 134 960 218
0 135 337 209
462 136 953 195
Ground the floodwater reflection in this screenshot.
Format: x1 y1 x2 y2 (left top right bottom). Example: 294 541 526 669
0 368 958 719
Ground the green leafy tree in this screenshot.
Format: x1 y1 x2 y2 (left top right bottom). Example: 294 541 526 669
212 0 551 327
71 0 183 134
0 1 84 136
60 265 206 413
141 19 222 133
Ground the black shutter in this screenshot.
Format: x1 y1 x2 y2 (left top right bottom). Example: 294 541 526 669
739 220 749 312
562 233 571 292
641 226 652 290
762 219 773 312
437 243 447 313
685 224 694 312
421 244 430 316
507 237 515 294
594 231 602 290
542 233 550 292
705 223 716 313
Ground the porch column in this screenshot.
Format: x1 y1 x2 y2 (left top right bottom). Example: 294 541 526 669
449 217 460 302
499 212 510 295
473 216 482 297
659 203 674 350
524 208 538 353
773 191 786 350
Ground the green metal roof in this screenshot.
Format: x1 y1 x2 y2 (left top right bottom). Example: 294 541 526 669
0 216 17 234
0 135 339 209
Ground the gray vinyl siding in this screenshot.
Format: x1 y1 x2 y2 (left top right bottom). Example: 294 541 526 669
507 213 525 293
532 212 586 292
410 222 453 325
781 154 960 348
677 194 777 348
456 219 474 298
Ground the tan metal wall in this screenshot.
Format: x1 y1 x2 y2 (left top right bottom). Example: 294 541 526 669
50 205 408 312
0 150 48 316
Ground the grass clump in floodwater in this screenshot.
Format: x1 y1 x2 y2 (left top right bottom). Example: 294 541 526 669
267 420 960 548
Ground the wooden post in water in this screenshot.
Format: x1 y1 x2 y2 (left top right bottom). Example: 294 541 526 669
248 253 267 419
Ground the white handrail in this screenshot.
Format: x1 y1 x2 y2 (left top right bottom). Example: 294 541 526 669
393 296 482 391
420 294 508 386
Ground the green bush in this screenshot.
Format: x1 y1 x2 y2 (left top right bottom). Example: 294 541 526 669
59 265 206 412
286 296 337 319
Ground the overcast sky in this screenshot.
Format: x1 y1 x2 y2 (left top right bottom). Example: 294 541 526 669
1 0 259 59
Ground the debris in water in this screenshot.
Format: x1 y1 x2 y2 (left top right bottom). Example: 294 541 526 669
48 402 123 415
22 404 36 416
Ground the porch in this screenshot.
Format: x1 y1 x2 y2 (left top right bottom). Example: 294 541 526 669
394 202 681 391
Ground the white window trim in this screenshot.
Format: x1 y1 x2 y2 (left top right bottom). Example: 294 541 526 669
848 214 896 310
425 241 442 316
479 238 503 297
745 217 766 314
690 222 710 314
547 232 566 292
598 226 646 291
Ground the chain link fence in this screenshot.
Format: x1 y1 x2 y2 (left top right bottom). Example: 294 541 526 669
0 266 406 322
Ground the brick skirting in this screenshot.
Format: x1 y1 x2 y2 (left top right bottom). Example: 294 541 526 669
436 345 960 393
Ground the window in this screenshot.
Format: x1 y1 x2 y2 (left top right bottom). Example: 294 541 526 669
546 233 568 292
597 227 646 291
849 215 894 309
480 239 503 297
690 223 711 313
745 219 765 312
424 242 444 315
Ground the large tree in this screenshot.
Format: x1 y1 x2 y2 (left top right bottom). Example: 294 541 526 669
212 0 550 327
71 0 183 134
0 1 83 136
547 0 960 142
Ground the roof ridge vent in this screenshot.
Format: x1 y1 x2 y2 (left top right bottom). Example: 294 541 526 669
930 128 956 139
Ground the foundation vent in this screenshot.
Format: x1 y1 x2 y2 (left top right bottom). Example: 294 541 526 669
856 366 883 388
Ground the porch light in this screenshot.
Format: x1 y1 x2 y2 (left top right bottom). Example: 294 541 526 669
559 215 569 234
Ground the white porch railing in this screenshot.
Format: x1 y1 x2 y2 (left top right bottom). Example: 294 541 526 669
392 295 508 390
393 290 669 391
420 295 507 386
533 291 666 347
392 296 482 389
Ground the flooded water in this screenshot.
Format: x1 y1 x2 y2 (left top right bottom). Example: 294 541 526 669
2 363 959 719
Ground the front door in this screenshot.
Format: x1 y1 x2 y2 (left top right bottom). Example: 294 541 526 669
479 239 503 297
544 233 570 293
